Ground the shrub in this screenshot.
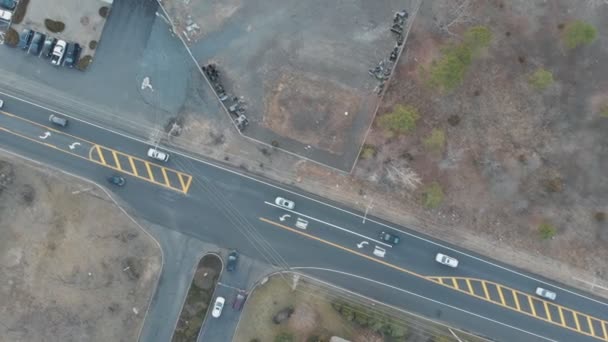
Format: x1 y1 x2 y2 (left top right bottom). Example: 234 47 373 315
76 55 93 71
595 212 606 222
4 28 19 47
377 104 420 134
600 105 608 118
423 128 446 152
44 19 65 33
275 332 294 342
11 0 29 24
464 26 493 52
99 6 110 18
89 40 97 50
563 21 597 49
544 177 563 193
538 222 556 239
529 68 554 90
422 182 444 209
447 114 460 126
360 145 376 159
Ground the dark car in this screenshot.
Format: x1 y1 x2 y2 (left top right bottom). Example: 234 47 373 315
63 43 81 68
28 32 45 55
226 250 239 272
232 292 247 310
17 29 34 50
107 175 126 187
0 0 16 10
378 231 400 245
40 37 57 58
48 114 68 127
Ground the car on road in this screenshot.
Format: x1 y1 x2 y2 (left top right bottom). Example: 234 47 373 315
211 296 225 318
63 42 81 68
147 148 170 162
226 250 239 272
18 29 34 50
275 197 295 210
435 253 459 268
378 231 400 245
48 114 68 127
232 292 247 310
0 0 15 10
107 175 126 187
28 32 45 55
535 287 556 301
0 8 11 21
51 40 67 66
40 37 57 59
0 99 3 109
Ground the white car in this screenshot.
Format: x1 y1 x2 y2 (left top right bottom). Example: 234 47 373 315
275 197 295 210
211 296 225 318
435 253 459 268
535 287 557 301
0 99 4 109
51 40 67 66
0 9 12 21
147 148 170 162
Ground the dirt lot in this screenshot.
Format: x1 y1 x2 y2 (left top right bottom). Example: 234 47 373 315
162 0 409 170
0 154 161 341
234 273 484 342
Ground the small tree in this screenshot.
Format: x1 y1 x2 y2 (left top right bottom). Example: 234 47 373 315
464 26 493 52
360 145 376 159
89 40 97 49
44 19 66 33
422 182 444 209
423 128 446 152
563 21 597 49
76 55 93 71
99 6 110 18
528 68 554 90
4 28 19 47
377 104 420 134
427 44 472 91
538 222 556 239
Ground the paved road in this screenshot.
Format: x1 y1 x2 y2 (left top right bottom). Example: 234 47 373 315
0 98 607 342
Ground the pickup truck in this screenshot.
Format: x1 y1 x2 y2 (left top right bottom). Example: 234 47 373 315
51 40 66 66
0 9 11 21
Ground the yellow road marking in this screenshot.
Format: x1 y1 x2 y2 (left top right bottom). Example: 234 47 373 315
513 292 521 311
111 150 122 170
544 301 552 321
588 317 595 336
602 321 607 339
481 281 489 299
129 157 138 176
452 278 460 290
574 312 581 331
465 278 473 293
497 285 506 305
96 145 106 164
528 297 537 316
145 163 155 182
161 168 169 185
437 277 444 285
558 306 566 326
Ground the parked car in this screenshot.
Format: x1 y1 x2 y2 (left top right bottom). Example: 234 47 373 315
0 0 16 10
40 37 57 58
51 40 66 66
147 148 169 162
535 287 556 301
17 29 34 50
226 250 239 272
48 114 68 127
232 292 247 310
211 296 225 318
28 32 45 55
0 8 11 21
63 43 81 67
378 231 400 245
275 197 295 210
107 175 126 187
435 253 459 268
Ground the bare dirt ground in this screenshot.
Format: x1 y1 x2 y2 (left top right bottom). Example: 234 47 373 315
0 153 161 342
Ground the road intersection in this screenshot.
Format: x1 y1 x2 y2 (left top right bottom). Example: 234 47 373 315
0 96 606 342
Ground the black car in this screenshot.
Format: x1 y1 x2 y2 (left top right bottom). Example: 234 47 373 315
28 32 45 55
63 43 81 68
40 37 57 58
379 231 400 245
0 0 15 10
17 29 34 50
107 175 126 187
226 250 239 272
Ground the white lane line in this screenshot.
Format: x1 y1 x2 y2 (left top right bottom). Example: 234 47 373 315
264 201 391 248
292 267 557 342
2 90 607 309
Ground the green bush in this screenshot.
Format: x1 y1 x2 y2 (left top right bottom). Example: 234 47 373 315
528 68 554 90
89 40 97 50
4 28 19 47
464 26 493 52
76 55 93 71
563 21 597 49
99 6 110 18
377 104 420 134
538 222 556 239
360 145 376 160
423 128 446 152
11 0 29 24
422 182 444 209
275 332 294 342
44 19 66 33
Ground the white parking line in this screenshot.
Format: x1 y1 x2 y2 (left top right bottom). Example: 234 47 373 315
264 201 391 248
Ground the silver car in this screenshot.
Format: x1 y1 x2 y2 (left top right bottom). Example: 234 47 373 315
435 253 459 268
535 287 557 301
275 197 295 210
147 148 170 162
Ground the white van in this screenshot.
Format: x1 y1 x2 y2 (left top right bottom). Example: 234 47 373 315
147 148 169 162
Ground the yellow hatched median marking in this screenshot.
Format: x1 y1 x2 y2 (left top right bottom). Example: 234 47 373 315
145 163 155 182
111 150 122 170
497 285 506 305
602 321 607 339
452 278 460 290
465 278 473 293
513 292 521 311
528 296 537 316
96 145 106 164
543 301 552 321
481 281 490 300
574 312 581 331
588 316 595 336
161 168 170 185
129 157 138 176
558 306 566 326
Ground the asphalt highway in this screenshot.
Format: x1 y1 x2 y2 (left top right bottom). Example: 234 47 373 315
0 96 607 342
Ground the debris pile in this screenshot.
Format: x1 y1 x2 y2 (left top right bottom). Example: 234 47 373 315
368 10 409 95
202 64 249 132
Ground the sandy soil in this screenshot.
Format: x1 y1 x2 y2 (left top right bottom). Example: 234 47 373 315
0 153 161 342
